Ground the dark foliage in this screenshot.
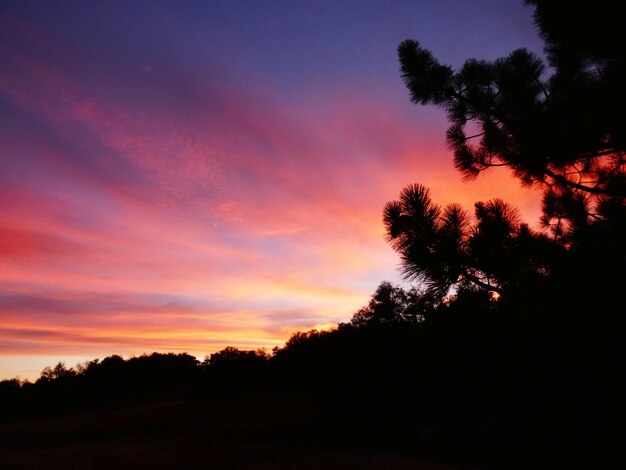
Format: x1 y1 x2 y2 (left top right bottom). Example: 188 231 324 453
188 347 269 402
384 184 563 300
398 0 626 242
390 0 626 315
385 0 626 465
0 353 201 422
1 278 623 467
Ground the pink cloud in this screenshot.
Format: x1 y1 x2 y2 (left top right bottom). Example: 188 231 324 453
0 12 544 381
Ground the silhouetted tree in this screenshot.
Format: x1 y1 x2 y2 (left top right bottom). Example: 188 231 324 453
390 0 626 306
349 280 438 327
383 183 560 298
37 362 77 386
202 347 268 376
194 347 269 400
397 0 625 242
388 2 626 464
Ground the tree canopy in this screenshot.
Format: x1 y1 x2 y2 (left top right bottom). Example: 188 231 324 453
396 0 625 242
387 0 626 300
384 184 560 298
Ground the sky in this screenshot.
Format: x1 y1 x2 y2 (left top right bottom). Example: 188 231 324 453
0 0 545 381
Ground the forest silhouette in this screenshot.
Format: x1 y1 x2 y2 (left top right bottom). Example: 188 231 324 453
1 1 624 468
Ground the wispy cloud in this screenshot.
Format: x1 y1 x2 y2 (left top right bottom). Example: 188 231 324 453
0 3 543 380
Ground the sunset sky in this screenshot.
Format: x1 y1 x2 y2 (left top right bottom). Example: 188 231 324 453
1 0 545 381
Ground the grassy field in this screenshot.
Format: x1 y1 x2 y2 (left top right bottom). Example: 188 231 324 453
0 397 479 469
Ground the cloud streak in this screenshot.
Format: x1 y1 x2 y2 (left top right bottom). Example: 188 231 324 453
0 1 544 380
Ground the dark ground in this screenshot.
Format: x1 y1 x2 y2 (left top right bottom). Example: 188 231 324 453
0 396 483 470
